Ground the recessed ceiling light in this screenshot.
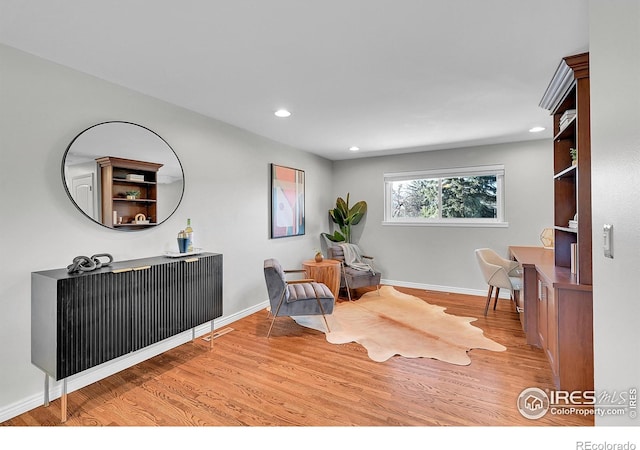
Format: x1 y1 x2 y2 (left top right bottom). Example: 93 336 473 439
274 109 291 118
529 126 545 133
349 146 360 152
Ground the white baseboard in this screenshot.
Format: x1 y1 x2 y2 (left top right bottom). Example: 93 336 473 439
381 278 512 299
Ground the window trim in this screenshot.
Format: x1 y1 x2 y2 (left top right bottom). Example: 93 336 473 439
383 164 508 227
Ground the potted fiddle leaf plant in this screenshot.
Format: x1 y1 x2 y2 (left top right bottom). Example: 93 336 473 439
322 193 367 243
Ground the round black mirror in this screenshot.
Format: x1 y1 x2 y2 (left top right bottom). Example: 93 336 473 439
62 121 184 230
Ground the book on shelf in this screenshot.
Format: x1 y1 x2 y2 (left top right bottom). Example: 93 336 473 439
560 109 576 121
559 109 576 131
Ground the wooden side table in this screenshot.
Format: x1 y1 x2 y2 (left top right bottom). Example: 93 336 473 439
302 259 341 299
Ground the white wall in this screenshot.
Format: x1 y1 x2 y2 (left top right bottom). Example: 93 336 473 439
0 44 334 419
590 0 640 426
331 140 553 294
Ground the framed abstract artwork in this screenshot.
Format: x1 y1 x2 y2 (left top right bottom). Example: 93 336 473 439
270 164 305 238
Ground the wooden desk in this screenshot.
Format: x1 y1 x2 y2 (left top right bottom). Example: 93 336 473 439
302 259 341 299
509 246 593 392
509 246 555 342
509 245 581 289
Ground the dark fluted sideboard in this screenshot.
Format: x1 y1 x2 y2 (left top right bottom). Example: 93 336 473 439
31 252 223 421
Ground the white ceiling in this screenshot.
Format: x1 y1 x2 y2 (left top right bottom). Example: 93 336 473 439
0 0 589 160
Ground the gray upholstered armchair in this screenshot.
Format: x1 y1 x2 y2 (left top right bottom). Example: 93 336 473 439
263 258 335 337
327 244 381 301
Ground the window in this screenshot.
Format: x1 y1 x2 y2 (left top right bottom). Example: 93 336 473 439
383 165 506 227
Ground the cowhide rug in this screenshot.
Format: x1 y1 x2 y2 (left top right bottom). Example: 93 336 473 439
293 285 506 365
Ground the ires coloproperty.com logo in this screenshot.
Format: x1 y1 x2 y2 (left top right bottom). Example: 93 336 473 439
517 387 638 420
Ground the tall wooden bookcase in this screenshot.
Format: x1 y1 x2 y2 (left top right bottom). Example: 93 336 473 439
532 52 593 392
539 52 592 285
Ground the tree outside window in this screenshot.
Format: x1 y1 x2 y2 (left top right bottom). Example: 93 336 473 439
384 165 505 226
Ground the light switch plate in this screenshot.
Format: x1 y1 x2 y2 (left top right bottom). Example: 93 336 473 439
603 224 613 258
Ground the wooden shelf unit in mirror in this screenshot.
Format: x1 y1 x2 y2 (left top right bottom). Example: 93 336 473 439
96 156 163 229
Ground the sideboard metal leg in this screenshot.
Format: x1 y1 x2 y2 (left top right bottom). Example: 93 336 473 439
44 374 49 407
210 320 214 350
61 379 67 423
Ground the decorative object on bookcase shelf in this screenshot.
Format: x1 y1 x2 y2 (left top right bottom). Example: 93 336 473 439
133 213 149 224
568 213 578 229
125 190 140 200
570 148 577 165
126 174 145 182
540 228 554 248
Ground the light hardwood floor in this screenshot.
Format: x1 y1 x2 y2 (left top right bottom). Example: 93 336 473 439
2 286 593 427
